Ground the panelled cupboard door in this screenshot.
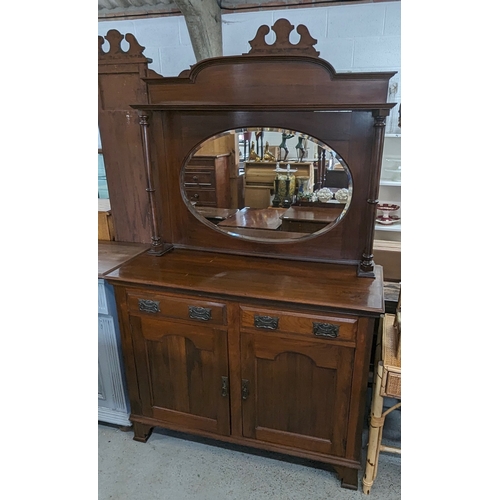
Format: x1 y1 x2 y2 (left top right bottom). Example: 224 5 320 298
129 315 230 436
241 332 354 457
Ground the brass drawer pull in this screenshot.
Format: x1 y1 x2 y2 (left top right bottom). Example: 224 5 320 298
313 322 339 338
138 299 160 314
189 306 212 321
254 315 279 330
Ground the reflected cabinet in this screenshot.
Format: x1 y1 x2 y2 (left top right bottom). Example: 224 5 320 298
99 18 395 490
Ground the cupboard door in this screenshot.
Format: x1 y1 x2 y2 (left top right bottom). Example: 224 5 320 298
130 315 230 436
241 332 354 457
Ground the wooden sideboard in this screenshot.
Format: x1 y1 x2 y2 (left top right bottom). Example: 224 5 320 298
106 249 383 489
99 18 395 491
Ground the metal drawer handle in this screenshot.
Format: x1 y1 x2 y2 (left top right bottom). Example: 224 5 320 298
254 315 279 330
138 299 160 314
189 306 212 321
313 322 339 338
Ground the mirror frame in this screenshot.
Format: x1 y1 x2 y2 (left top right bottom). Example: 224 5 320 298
132 20 396 275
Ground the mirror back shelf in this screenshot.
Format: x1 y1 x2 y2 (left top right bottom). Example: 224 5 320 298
134 20 396 276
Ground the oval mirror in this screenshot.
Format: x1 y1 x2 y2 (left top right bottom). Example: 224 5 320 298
182 127 353 242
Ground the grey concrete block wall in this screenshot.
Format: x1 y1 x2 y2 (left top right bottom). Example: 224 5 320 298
98 2 401 134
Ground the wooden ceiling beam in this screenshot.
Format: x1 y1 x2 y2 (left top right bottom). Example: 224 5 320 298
174 0 223 60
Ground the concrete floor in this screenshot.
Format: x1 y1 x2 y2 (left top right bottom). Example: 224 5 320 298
98 394 400 500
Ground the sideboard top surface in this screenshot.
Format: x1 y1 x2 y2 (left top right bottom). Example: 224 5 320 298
105 249 384 315
98 241 150 278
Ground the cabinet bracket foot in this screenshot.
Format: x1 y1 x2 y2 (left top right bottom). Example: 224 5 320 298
333 465 358 490
132 422 154 443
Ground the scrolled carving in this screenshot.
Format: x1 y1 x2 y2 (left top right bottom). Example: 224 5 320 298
98 29 148 60
245 19 320 57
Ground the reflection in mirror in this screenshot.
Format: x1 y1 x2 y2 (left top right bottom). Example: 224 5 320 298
182 127 353 242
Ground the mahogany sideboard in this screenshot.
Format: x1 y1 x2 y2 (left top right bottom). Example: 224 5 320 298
98 18 395 490
105 249 384 489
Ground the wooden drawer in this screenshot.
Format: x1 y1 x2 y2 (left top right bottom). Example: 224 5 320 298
184 170 215 187
189 157 218 168
185 188 217 206
127 289 227 325
240 305 357 343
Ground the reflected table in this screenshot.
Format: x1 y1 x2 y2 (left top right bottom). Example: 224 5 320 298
218 207 288 231
194 206 239 224
280 206 344 233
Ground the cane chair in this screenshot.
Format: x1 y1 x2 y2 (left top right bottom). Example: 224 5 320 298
362 292 401 495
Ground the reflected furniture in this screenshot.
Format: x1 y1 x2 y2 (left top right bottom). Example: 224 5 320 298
98 241 149 426
99 18 396 491
244 161 314 208
362 304 401 494
218 207 287 231
325 168 349 189
185 154 231 208
193 206 239 224
280 206 344 233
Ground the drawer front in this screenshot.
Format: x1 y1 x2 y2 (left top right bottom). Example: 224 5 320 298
127 290 227 325
188 157 217 168
185 188 217 206
240 306 357 343
184 170 215 187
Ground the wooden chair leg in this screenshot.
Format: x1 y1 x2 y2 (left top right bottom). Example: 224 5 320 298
362 360 385 494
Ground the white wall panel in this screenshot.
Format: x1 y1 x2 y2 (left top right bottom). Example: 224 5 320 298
222 11 274 56
327 4 385 38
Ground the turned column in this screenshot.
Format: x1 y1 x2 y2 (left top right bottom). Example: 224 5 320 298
139 111 173 256
358 110 389 277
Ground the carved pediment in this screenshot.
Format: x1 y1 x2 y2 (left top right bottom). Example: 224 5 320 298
98 29 149 63
245 19 320 57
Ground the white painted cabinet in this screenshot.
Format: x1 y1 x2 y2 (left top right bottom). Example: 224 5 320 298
98 278 130 426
